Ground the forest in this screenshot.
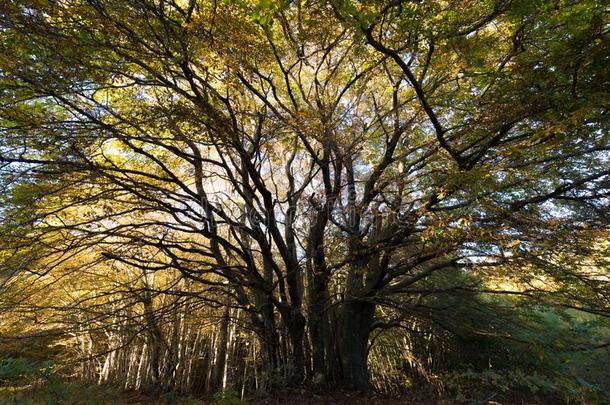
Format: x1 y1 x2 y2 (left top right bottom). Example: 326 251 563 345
0 0 608 403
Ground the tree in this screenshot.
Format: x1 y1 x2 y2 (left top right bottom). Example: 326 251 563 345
0 0 608 393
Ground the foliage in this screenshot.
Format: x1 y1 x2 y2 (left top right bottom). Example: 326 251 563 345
0 358 52 384
442 305 610 404
0 361 123 404
0 0 608 402
211 388 246 405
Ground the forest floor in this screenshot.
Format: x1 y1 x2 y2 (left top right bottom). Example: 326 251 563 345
0 383 555 404
0 388 430 404
246 388 441 404
130 388 551 404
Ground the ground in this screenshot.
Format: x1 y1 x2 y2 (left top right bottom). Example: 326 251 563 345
0 383 557 404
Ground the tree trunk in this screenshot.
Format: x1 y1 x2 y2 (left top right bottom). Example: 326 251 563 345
337 300 375 390
276 304 306 385
211 300 230 393
251 261 280 390
308 274 337 385
259 298 280 380
287 309 306 385
142 295 163 394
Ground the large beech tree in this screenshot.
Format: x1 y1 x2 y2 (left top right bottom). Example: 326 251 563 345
1 0 608 391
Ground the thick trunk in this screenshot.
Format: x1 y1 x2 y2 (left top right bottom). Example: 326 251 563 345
288 310 306 384
337 300 375 390
277 304 306 384
284 264 305 384
308 302 325 384
211 302 230 393
308 274 338 385
261 303 280 372
252 290 280 390
143 296 163 393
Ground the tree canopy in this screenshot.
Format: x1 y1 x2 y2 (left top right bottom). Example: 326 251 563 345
0 0 608 402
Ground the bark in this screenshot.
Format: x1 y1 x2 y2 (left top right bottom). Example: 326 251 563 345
337 299 375 390
142 294 163 393
256 294 280 383
307 272 336 385
275 305 306 385
288 309 306 384
211 300 230 393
